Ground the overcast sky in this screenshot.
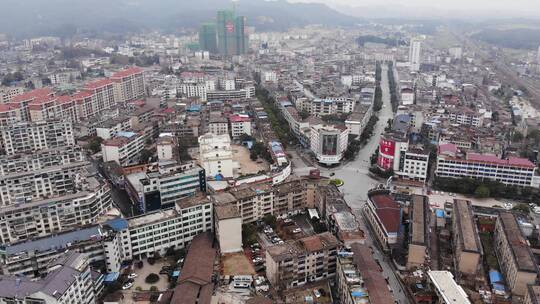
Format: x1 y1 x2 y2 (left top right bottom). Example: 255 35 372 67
288 0 540 17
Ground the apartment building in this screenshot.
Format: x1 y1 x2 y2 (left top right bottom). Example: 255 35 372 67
344 106 372 138
0 161 89 206
111 67 145 104
377 134 429 182
0 175 112 244
436 144 537 187
121 194 213 260
336 244 395 304
124 160 206 213
27 95 79 123
494 212 538 296
229 114 252 138
82 78 116 117
407 195 429 269
452 199 482 275
214 204 242 254
297 97 355 117
211 179 311 224
0 120 74 155
427 271 471 304
208 114 229 136
0 252 97 304
179 83 207 101
95 116 132 140
1 224 123 278
0 86 24 103
265 232 339 289
524 285 540 304
7 87 54 121
448 108 483 127
399 148 430 182
199 133 235 178
206 87 255 101
101 131 145 166
310 123 349 165
0 103 22 126
0 146 84 175
364 190 402 250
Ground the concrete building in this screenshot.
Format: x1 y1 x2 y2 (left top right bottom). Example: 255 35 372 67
198 133 234 178
409 38 422 72
364 190 402 250
229 114 252 138
0 120 74 155
427 271 471 304
101 131 145 166
494 212 539 296
95 116 132 140
81 78 116 118
0 175 112 244
208 114 229 136
452 199 482 275
122 195 213 260
1 223 123 278
407 195 429 270
0 252 97 304
401 88 414 105
111 67 145 104
344 105 372 138
297 97 355 117
214 204 242 254
0 86 24 103
206 87 255 101
436 144 537 187
265 232 340 289
336 244 395 304
124 160 206 213
310 123 349 165
0 146 84 176
179 83 208 101
524 285 540 304
398 148 430 182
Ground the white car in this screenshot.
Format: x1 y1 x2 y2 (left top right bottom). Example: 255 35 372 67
292 228 302 234
127 273 138 279
122 282 133 290
503 203 513 210
313 289 321 298
253 257 263 263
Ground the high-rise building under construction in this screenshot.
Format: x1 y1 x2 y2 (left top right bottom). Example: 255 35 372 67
199 23 217 53
215 9 248 56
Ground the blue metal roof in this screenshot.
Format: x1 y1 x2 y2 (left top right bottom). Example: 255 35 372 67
104 272 119 282
105 218 129 231
489 270 503 284
435 209 445 218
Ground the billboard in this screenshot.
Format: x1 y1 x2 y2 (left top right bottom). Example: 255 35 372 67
379 138 396 157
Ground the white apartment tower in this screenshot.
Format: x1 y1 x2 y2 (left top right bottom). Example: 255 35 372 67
198 133 234 178
409 38 422 72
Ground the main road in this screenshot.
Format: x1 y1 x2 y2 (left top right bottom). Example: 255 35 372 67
291 65 410 303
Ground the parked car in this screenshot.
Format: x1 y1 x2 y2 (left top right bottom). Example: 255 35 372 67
122 282 133 290
313 289 321 298
292 228 302 234
253 257 263 263
127 273 138 279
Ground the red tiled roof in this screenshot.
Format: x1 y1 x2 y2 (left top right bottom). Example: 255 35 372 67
466 153 535 168
438 143 458 155
56 95 72 104
229 114 250 123
370 194 401 233
72 91 92 100
0 104 19 112
11 88 53 103
111 67 144 79
85 78 114 90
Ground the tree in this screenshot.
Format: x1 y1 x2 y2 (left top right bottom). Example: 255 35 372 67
140 149 153 164
263 214 277 229
85 136 103 154
512 204 530 214
474 185 490 198
145 273 160 284
512 131 524 142
242 223 257 246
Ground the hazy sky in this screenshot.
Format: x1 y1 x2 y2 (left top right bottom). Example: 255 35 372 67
289 0 540 17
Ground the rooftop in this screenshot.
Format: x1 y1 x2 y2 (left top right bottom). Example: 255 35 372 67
215 204 240 220
410 195 428 246
368 193 401 234
498 212 538 273
453 199 482 254
428 271 471 304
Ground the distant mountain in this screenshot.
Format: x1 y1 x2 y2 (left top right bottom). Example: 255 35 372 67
0 0 360 38
472 28 540 49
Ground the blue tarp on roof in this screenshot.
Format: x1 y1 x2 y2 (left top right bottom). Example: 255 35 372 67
351 291 367 297
493 283 505 292
104 272 119 282
187 105 202 112
435 209 445 218
105 218 129 231
489 270 503 284
172 271 180 277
